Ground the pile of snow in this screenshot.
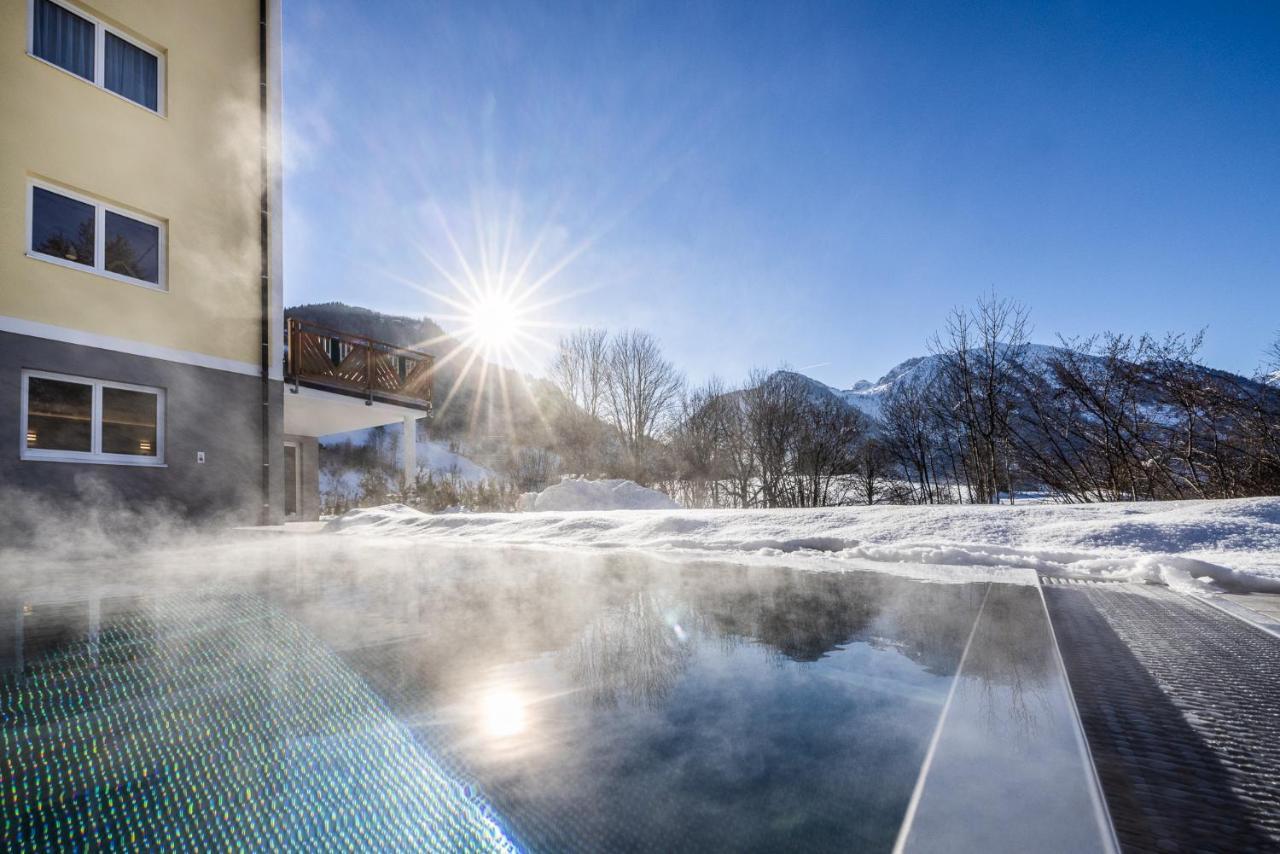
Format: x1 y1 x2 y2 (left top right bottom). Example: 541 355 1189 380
325 497 1280 594
529 477 680 512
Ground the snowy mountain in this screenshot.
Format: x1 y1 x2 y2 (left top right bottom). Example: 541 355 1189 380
833 346 1060 420
787 343 1270 425
831 353 950 421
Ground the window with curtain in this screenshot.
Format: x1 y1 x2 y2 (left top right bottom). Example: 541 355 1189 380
22 371 164 464
29 0 164 113
31 0 94 81
104 31 158 111
29 183 166 289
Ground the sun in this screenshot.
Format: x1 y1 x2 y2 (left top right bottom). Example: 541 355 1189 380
403 199 593 432
465 294 522 355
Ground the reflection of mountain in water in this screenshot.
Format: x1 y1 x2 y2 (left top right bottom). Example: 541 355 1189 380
678 564 985 675
246 550 1015 715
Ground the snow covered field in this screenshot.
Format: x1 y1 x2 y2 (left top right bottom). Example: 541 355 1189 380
327 496 1280 594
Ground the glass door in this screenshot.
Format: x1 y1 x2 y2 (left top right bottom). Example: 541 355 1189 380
283 442 299 520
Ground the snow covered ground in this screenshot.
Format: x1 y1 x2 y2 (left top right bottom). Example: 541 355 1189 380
526 477 680 512
327 496 1280 594
413 440 497 483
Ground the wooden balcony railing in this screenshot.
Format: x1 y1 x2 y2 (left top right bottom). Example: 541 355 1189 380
285 317 434 410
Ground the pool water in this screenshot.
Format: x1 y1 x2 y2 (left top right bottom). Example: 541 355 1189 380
1 540 1109 852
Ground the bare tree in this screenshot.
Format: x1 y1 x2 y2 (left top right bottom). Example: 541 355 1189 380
550 328 611 474
881 373 943 503
671 377 733 507
741 369 809 507
720 385 759 508
931 292 1031 503
792 395 868 507
605 330 684 484
552 328 610 418
848 437 893 505
503 446 558 493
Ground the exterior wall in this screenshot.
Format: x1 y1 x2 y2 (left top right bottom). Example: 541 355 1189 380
0 330 283 524
0 0 269 369
0 1 289 526
282 433 320 521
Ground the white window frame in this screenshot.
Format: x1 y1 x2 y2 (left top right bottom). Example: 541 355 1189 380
26 178 168 292
20 369 166 467
25 0 167 116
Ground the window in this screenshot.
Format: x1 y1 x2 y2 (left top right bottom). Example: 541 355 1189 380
30 0 93 81
105 210 160 283
28 181 166 289
30 186 94 268
29 0 164 113
104 31 158 111
21 371 163 465
24 376 91 453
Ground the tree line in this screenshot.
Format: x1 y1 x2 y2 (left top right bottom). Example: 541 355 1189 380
547 294 1280 507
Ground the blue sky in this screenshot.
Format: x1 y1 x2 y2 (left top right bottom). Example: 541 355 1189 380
282 1 1280 387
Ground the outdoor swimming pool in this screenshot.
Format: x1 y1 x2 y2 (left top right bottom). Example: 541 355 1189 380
2 539 1115 852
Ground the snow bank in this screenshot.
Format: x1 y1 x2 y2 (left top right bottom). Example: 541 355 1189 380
530 478 680 512
325 497 1280 594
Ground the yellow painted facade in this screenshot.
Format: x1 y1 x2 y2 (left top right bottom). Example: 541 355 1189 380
0 0 264 366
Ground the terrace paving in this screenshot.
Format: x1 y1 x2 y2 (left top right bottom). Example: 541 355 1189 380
1042 581 1280 854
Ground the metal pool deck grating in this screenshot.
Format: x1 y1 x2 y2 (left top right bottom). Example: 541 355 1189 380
1043 583 1280 853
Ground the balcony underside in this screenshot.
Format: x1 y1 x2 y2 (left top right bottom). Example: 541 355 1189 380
283 384 426 438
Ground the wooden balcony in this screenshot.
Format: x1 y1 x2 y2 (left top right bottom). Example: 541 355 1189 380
285 317 434 410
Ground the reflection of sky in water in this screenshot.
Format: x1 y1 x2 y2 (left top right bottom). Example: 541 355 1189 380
441 638 950 853
2 547 989 853
327 557 978 853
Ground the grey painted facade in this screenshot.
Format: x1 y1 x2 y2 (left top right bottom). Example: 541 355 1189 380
1 331 284 525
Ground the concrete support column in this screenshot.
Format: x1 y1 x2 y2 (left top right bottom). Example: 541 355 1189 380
403 414 418 489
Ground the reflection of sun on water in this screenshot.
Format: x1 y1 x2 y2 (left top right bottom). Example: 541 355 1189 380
482 688 527 739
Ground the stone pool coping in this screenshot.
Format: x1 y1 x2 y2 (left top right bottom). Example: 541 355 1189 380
895 581 1120 854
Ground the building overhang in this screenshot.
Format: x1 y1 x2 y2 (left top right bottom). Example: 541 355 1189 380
283 385 426 438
